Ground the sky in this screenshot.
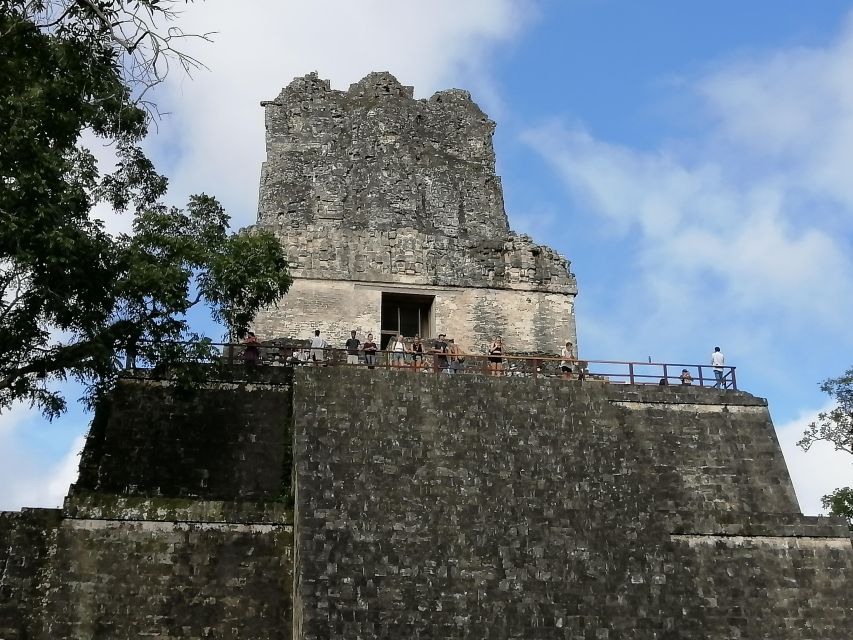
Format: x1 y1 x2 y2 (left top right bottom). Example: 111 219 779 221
2 0 852 515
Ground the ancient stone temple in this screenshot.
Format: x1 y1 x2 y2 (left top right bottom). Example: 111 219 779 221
248 72 577 352
1 74 852 639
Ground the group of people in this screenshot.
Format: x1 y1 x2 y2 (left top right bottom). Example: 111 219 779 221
298 330 585 377
241 330 729 387
346 330 466 372
659 347 728 388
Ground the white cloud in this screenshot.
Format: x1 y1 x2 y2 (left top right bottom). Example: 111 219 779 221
522 121 853 328
698 17 853 208
0 402 85 511
522 11 853 347
776 405 853 516
521 17 853 519
0 400 33 437
142 0 532 226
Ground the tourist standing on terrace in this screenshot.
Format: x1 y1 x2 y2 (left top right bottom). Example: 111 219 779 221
345 330 360 365
431 333 449 372
488 336 503 376
363 333 378 369
242 332 261 367
448 339 464 373
389 334 407 368
310 329 327 364
411 335 424 369
711 347 725 388
560 341 575 379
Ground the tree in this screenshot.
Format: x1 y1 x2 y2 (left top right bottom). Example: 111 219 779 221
798 368 853 456
1 2 291 417
798 367 853 526
821 488 853 530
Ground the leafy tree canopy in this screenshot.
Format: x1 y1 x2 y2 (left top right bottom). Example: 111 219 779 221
798 367 853 526
798 367 853 457
821 487 853 530
1 1 291 417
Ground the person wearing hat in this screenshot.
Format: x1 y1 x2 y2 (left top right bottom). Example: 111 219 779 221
710 346 725 388
431 333 449 372
679 369 693 385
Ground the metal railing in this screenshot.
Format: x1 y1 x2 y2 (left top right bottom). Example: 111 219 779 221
128 342 736 390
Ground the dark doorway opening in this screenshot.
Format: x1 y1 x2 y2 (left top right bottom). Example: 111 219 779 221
380 292 434 349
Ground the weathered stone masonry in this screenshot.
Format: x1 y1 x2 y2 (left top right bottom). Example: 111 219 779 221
1 369 852 638
3 71 850 640
248 73 578 353
0 376 295 640
293 368 853 640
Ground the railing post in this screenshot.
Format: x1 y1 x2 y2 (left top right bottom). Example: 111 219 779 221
730 367 737 390
662 363 668 384
628 363 635 384
698 366 705 387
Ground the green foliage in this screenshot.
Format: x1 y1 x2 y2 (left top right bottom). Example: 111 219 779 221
799 368 853 528
821 487 853 529
0 2 291 417
798 367 853 456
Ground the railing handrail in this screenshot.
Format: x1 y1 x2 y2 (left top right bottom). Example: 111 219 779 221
123 341 737 390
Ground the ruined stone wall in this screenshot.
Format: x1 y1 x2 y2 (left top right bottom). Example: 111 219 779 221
292 368 853 639
257 72 509 239
1 497 293 640
5 368 850 639
1 376 296 640
252 278 576 354
0 509 61 640
77 372 293 501
250 72 578 349
260 225 576 293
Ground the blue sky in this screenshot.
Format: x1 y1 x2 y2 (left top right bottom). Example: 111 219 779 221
2 0 851 514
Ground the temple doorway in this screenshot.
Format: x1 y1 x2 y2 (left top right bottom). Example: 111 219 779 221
380 292 434 349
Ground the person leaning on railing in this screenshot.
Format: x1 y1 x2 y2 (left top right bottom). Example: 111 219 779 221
430 334 450 372
448 339 464 373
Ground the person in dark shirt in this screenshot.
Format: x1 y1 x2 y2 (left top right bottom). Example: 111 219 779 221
411 335 424 369
431 333 449 372
363 333 378 369
488 336 503 376
242 332 260 367
345 330 361 365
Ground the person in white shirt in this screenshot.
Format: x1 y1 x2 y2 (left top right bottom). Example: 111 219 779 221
560 341 575 379
310 329 327 364
390 334 407 368
711 346 725 388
